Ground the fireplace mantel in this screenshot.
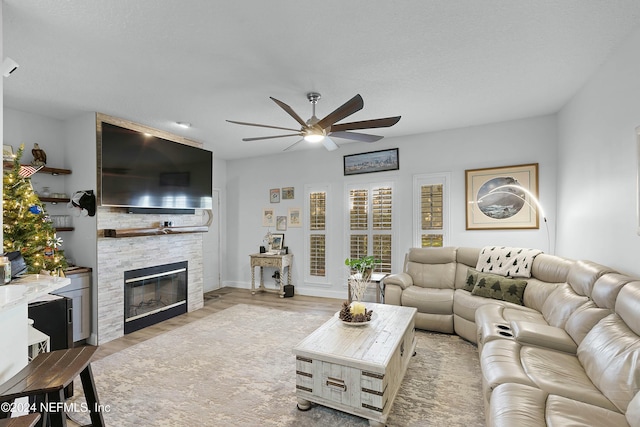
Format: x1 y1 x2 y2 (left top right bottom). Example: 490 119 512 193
101 225 208 238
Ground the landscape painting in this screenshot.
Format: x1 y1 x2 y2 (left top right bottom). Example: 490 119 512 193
465 163 539 230
343 148 399 176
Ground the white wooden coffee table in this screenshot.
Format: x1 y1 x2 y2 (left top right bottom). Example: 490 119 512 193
293 303 417 426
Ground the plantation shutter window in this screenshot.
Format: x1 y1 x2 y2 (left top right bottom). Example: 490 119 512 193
413 174 449 248
309 191 326 277
347 183 395 274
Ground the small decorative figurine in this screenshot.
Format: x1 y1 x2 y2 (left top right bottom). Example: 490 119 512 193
31 143 47 166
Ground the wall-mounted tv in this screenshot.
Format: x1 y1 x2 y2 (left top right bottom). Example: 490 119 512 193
99 121 213 211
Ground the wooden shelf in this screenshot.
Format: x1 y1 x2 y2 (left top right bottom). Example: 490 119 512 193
40 197 71 204
3 162 71 175
101 225 208 238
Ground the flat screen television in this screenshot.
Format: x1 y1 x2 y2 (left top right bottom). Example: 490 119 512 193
100 122 213 211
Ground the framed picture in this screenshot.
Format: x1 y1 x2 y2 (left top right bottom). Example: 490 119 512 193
465 163 539 230
282 187 294 200
271 233 285 250
276 215 287 231
3 145 14 161
288 207 301 228
270 188 280 203
262 208 275 227
344 148 399 176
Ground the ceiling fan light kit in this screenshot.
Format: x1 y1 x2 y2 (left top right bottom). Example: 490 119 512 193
227 92 401 152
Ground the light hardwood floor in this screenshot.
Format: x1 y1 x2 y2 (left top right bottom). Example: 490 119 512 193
93 287 347 361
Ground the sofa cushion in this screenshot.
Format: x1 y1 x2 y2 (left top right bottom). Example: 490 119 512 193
530 253 573 284
401 286 453 315
591 273 633 310
578 312 640 413
567 260 614 296
482 339 619 411
564 302 611 345
471 272 528 305
490 383 629 427
540 283 590 329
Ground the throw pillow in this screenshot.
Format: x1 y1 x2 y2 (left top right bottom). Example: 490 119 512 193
471 271 528 305
463 268 479 292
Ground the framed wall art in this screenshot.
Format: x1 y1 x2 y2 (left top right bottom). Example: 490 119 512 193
465 163 539 230
282 187 294 200
344 148 399 176
270 188 280 203
262 208 275 227
276 215 287 231
288 207 301 228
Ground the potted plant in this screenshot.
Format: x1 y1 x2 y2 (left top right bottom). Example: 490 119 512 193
344 255 379 282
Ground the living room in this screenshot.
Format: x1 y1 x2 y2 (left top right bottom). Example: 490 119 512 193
2 2 640 426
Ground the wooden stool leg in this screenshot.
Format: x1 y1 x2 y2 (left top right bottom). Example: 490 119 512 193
47 389 67 427
79 364 105 427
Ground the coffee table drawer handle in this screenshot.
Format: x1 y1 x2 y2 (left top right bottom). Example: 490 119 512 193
326 377 347 391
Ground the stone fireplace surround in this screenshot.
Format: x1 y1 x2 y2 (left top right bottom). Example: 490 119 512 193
96 207 205 344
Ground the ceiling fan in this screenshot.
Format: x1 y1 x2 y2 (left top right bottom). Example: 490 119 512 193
226 92 401 152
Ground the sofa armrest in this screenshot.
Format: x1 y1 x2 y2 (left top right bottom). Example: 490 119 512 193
384 272 414 290
510 320 578 354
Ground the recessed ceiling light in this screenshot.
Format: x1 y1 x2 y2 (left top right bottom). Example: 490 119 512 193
176 122 191 129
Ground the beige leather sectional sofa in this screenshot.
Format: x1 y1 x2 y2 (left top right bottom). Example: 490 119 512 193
384 246 640 426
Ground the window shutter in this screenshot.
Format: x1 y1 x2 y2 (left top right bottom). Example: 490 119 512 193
307 189 328 280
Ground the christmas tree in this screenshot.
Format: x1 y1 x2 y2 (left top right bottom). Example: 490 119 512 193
3 144 68 275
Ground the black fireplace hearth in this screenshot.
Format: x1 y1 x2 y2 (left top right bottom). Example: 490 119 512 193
124 261 188 334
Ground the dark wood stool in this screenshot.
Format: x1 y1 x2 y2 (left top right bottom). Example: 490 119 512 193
0 414 41 427
0 347 104 427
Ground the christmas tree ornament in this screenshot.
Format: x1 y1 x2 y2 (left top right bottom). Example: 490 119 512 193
28 205 42 214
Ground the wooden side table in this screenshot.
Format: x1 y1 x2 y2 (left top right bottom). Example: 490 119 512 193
250 253 293 298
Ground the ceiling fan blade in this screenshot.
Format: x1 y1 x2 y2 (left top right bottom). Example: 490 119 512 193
316 94 364 130
226 120 300 132
322 136 339 151
270 97 308 127
242 133 302 142
330 116 401 132
283 138 304 151
329 131 384 143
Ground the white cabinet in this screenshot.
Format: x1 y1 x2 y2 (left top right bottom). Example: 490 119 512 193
52 268 91 342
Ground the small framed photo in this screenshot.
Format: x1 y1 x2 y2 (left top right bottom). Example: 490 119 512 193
270 188 280 203
3 145 14 161
276 216 287 231
262 208 275 227
288 207 301 228
271 233 285 250
282 187 294 200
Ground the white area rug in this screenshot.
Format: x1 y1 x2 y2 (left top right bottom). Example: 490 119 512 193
70 304 484 426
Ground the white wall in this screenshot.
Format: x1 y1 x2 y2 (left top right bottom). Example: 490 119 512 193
225 114 558 298
557 26 640 276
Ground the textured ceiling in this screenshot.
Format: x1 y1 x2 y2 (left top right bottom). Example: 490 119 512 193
4 1 640 159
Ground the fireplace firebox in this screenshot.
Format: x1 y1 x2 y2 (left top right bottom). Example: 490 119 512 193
124 261 188 334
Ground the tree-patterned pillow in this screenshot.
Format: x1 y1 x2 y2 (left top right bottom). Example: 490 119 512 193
470 271 528 305
463 268 479 292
